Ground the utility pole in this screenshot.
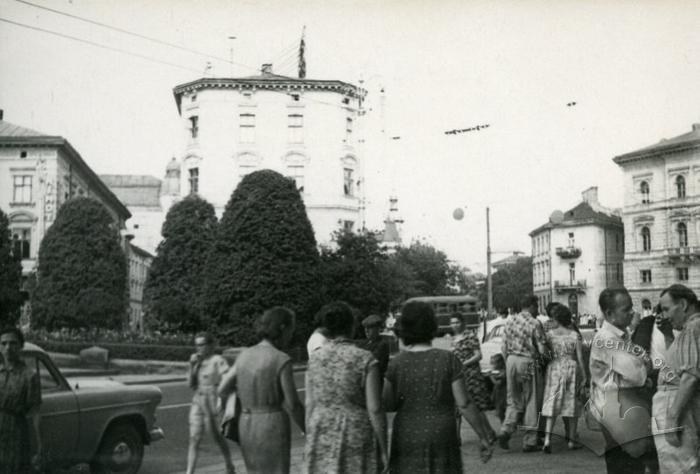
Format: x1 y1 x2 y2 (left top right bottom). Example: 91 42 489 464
486 207 493 317
228 36 236 77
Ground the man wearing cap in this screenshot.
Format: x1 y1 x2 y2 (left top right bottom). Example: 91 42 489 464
358 315 391 380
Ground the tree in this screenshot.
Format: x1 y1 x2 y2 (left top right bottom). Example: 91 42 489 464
392 241 452 295
0 208 23 325
143 195 217 332
490 256 533 312
31 197 127 330
319 230 398 317
203 170 322 346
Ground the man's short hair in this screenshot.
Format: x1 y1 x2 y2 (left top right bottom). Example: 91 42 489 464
660 284 699 309
520 295 539 310
598 287 630 314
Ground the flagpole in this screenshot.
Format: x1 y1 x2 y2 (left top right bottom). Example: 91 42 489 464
298 26 306 79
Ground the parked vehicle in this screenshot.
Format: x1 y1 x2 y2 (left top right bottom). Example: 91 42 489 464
21 342 164 474
402 295 480 336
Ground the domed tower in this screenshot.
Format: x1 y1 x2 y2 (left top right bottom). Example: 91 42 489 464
160 157 181 210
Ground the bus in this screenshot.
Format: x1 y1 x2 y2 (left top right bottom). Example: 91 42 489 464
402 295 480 336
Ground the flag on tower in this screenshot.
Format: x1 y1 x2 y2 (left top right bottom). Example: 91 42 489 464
298 27 306 79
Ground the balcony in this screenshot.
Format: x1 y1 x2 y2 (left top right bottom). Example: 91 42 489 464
666 246 700 263
554 279 587 293
555 246 582 259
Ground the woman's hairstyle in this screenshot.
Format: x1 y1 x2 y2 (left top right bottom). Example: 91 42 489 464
0 326 24 347
194 331 215 345
551 304 572 328
545 301 564 317
314 301 355 338
255 306 295 344
490 353 505 369
396 301 437 345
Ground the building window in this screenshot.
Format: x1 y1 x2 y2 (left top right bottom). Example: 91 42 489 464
288 114 303 144
343 220 354 232
191 94 197 102
678 222 688 247
12 176 32 203
615 234 620 251
641 226 651 252
11 228 31 259
239 164 256 180
616 263 622 283
188 168 199 194
290 93 300 101
287 165 305 193
676 175 686 198
568 232 575 247
343 168 354 196
240 113 255 143
345 117 353 141
677 267 689 281
569 262 575 283
189 116 199 139
20 151 27 158
640 181 650 204
641 269 652 283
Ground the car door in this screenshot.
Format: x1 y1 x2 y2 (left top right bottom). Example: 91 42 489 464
23 353 80 467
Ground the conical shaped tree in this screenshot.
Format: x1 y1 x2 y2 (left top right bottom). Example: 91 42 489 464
143 195 217 332
0 207 23 325
204 169 322 346
31 197 127 330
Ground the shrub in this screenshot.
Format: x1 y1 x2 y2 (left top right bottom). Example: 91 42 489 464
0 207 23 325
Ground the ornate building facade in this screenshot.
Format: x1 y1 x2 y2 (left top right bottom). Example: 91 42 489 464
530 187 624 317
614 123 700 309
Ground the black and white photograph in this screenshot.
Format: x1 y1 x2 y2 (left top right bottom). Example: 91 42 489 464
1 1 700 473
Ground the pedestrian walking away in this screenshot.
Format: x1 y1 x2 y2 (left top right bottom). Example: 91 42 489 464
219 306 305 474
186 332 235 474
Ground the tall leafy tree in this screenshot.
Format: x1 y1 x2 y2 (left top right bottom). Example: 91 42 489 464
319 230 397 317
31 197 127 330
203 170 322 346
491 256 533 312
392 241 452 295
143 195 217 332
0 208 23 325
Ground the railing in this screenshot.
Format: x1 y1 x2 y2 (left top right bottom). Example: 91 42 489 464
554 280 587 292
555 246 582 259
666 246 700 262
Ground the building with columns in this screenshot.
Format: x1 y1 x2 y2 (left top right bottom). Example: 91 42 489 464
613 122 700 309
170 64 367 244
530 187 624 318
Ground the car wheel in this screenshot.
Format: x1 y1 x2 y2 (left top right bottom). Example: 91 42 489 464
90 422 144 474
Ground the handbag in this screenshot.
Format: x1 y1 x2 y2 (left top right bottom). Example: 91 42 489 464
220 392 241 443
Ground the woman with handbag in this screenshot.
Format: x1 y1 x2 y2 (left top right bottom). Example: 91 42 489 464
541 305 588 453
218 307 305 474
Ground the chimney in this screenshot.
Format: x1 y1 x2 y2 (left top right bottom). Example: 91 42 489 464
261 63 273 75
582 186 599 205
693 123 700 131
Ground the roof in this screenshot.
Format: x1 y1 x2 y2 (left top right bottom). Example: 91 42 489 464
530 201 622 236
614 124 700 164
100 174 162 208
0 120 131 220
172 74 366 114
129 242 155 260
492 253 527 268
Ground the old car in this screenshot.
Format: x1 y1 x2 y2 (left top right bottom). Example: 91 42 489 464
21 342 164 474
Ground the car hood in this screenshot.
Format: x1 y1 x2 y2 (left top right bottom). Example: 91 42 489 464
65 377 126 390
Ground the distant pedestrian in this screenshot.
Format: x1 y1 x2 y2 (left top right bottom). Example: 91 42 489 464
384 301 494 472
541 305 587 453
186 332 235 474
305 301 389 473
489 354 507 424
358 314 391 380
219 307 305 474
0 326 42 474
497 295 547 452
449 312 496 444
653 284 700 474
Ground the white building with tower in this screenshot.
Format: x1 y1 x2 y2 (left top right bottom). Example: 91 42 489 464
530 187 624 318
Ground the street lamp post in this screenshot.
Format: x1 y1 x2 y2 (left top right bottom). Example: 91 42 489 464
486 207 493 318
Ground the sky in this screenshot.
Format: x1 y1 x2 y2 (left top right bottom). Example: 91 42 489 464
2 0 700 272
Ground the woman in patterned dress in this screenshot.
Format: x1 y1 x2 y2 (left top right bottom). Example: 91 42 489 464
384 302 494 473
541 305 587 453
450 313 496 443
0 326 42 474
304 301 388 473
219 307 306 474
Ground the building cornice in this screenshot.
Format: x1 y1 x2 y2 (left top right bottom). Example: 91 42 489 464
0 137 131 220
613 139 700 165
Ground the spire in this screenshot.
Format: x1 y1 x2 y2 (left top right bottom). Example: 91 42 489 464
298 26 306 79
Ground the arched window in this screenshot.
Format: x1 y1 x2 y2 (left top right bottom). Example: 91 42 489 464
640 181 650 204
676 175 686 198
641 226 651 252
678 222 688 247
